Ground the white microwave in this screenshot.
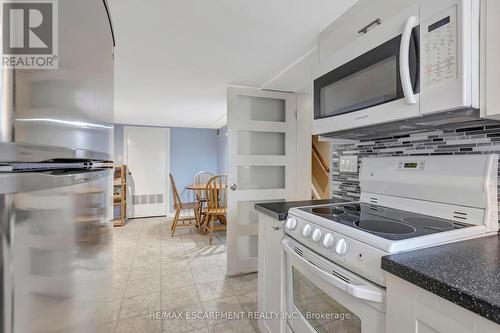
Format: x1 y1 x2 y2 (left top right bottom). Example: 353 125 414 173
313 0 480 135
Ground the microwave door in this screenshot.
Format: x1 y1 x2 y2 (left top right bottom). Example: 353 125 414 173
314 29 419 120
0 169 113 333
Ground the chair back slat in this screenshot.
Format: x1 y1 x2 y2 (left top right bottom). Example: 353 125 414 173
194 171 214 200
169 173 182 210
205 175 227 211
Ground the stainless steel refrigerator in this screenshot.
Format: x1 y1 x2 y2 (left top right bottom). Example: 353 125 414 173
1 0 116 332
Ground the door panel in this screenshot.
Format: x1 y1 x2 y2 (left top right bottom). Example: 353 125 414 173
227 87 296 275
124 126 169 218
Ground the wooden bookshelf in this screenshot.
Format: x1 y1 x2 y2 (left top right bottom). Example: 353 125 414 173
113 165 127 227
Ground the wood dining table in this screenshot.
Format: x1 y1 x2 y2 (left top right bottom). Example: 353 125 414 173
185 183 227 233
185 183 226 191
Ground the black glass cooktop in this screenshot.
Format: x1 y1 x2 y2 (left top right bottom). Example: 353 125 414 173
310 207 346 216
300 203 474 240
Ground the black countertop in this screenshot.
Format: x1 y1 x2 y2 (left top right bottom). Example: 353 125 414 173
254 199 340 221
382 234 500 324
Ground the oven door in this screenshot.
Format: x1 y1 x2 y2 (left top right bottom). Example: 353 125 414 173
283 237 385 333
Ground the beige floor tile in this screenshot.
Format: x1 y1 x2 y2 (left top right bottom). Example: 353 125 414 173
201 296 244 326
113 257 134 271
189 257 220 271
196 280 234 301
227 274 258 295
133 255 161 267
119 292 161 320
161 271 195 290
217 265 228 276
135 246 161 257
125 276 161 297
192 267 226 284
162 245 190 255
161 286 200 310
115 315 161 333
161 302 207 333
116 232 142 239
161 261 191 275
162 239 186 248
54 321 116 333
207 320 258 333
114 239 139 249
113 268 131 285
184 328 209 333
160 244 186 256
236 292 257 313
129 263 161 281
111 217 248 332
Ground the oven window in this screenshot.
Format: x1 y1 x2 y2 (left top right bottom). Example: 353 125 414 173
293 267 361 333
320 55 397 118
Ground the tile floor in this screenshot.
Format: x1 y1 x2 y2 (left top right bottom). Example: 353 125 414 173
111 217 259 333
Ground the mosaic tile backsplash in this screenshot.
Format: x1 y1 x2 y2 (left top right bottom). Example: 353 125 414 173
331 123 500 225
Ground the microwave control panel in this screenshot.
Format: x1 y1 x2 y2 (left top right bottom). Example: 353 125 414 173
422 5 458 88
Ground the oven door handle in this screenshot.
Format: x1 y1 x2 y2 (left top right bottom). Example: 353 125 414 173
283 239 384 303
400 15 417 105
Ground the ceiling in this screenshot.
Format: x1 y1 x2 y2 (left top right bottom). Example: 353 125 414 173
108 0 356 128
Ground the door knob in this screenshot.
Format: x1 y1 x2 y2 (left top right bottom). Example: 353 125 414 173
230 184 237 191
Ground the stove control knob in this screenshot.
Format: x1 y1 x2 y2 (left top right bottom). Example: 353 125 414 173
323 233 334 249
302 224 312 238
335 239 348 256
285 217 297 231
312 228 322 242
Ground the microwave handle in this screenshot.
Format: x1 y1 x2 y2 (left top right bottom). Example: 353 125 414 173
282 239 384 303
400 16 417 104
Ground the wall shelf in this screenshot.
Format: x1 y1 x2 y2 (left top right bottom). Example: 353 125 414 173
113 165 127 227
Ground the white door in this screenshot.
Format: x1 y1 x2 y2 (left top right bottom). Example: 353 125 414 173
124 126 169 218
227 87 296 276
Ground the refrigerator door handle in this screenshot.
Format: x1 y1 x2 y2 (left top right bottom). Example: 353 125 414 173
1 195 14 333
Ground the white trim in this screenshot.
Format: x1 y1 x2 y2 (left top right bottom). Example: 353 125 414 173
165 128 171 216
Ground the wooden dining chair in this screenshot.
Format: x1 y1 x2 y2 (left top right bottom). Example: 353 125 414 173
194 171 214 226
169 173 198 237
205 175 227 244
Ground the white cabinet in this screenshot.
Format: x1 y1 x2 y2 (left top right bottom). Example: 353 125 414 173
257 212 286 333
480 0 500 119
317 0 419 76
386 273 500 333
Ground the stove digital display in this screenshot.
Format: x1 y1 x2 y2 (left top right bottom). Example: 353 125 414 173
403 162 418 169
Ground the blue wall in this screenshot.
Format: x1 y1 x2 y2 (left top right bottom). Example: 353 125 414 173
217 126 228 174
169 127 219 211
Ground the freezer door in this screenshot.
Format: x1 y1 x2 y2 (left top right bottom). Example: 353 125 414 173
0 0 114 162
1 169 113 333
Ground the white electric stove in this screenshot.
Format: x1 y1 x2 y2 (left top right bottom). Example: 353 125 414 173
283 154 498 333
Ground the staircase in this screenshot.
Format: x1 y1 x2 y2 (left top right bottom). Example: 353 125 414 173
311 136 331 199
